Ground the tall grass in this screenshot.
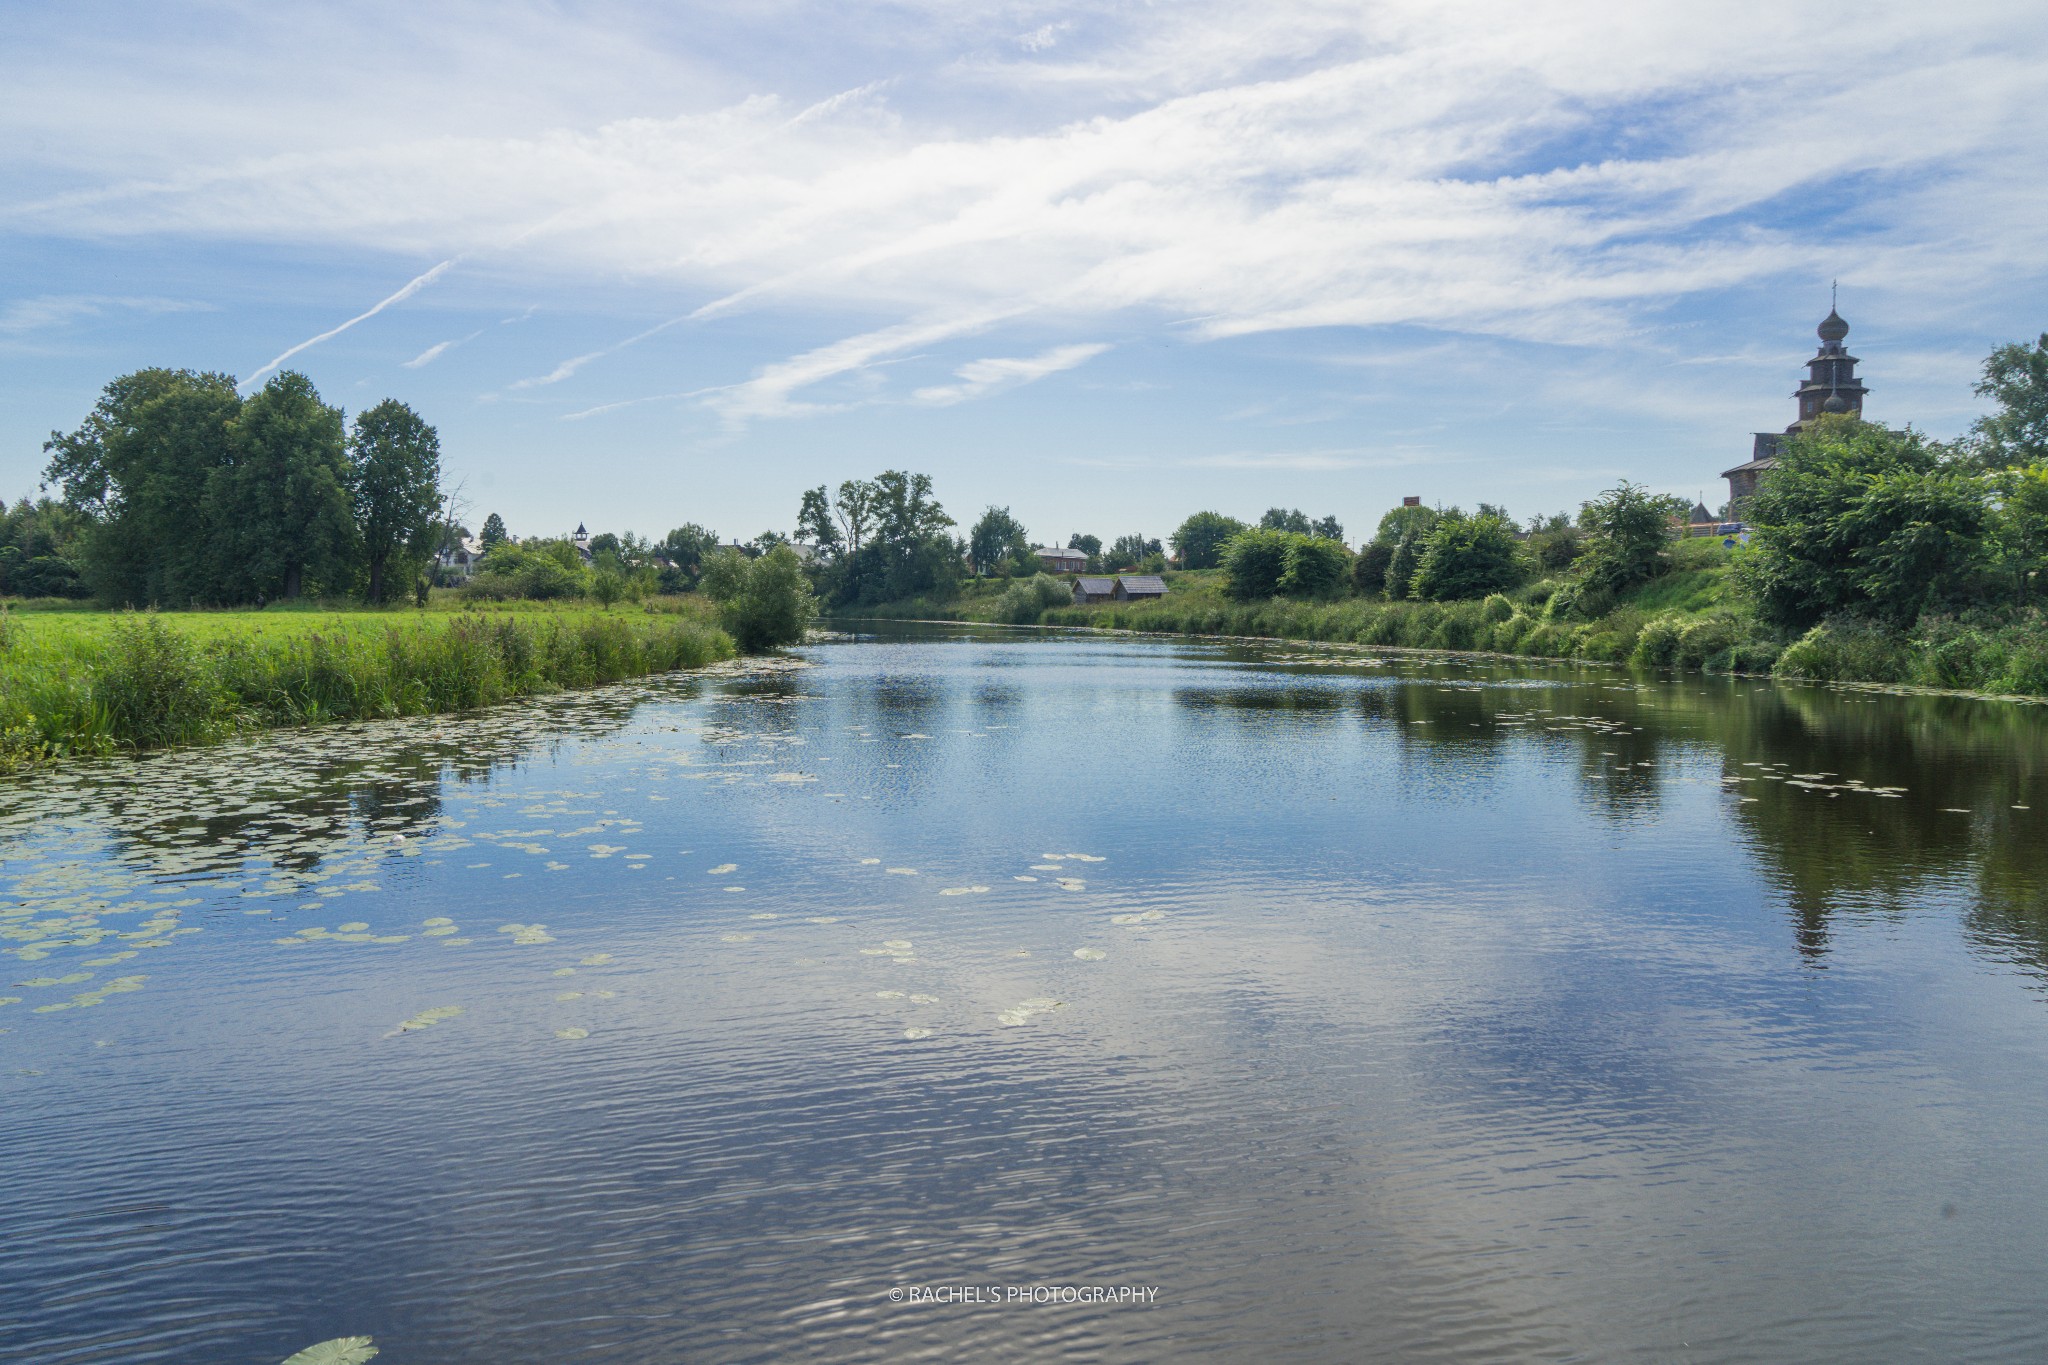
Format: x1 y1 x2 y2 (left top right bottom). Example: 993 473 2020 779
0 605 734 772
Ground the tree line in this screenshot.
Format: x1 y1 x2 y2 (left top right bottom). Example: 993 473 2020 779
36 368 445 606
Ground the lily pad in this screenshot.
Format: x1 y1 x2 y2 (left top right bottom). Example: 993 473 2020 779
1074 947 1107 961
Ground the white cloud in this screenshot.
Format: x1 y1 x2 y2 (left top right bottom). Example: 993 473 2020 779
243 258 455 390
5 2 2044 413
0 294 208 334
911 341 1109 405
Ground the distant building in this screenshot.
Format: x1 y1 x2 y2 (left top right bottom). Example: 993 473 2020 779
435 536 489 579
1113 574 1168 601
1073 576 1117 604
1724 307 1871 507
1037 546 1088 574
572 522 592 562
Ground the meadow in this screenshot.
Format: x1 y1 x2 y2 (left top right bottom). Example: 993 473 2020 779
0 599 734 772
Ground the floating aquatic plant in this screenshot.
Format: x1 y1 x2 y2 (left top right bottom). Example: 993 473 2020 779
1074 947 1106 960
387 1004 462 1037
555 1027 589 1040
281 1337 378 1365
902 1027 933 1040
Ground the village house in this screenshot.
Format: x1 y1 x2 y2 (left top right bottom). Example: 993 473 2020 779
1036 545 1088 574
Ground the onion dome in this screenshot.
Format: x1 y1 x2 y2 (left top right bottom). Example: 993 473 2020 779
1822 392 1851 413
1817 309 1849 343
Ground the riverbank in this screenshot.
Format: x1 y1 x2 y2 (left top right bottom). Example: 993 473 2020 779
827 559 2048 699
0 603 735 772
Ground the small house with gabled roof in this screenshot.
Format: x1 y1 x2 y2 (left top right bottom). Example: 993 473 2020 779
1114 574 1168 601
1073 576 1117 604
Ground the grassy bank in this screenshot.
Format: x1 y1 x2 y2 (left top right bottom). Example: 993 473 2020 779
0 601 735 772
828 549 2048 700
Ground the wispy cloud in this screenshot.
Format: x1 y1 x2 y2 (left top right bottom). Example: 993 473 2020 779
0 293 209 334
243 258 455 390
911 342 1109 405
404 328 483 368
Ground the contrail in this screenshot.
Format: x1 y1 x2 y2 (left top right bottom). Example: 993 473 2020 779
241 258 457 391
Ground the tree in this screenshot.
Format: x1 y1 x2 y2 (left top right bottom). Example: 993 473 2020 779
590 567 626 609
701 544 819 650
211 372 356 600
1107 533 1162 569
1990 463 2048 604
1524 511 1585 573
1384 535 1422 600
1280 535 1350 597
657 523 719 589
969 506 1030 576
834 479 877 554
1351 540 1394 596
1576 480 1685 596
587 531 622 562
1260 507 1312 534
873 470 953 546
1409 514 1527 600
480 513 508 550
797 486 843 557
348 399 442 605
1311 515 1345 542
1738 415 1987 628
1220 528 1291 600
1067 533 1102 557
1374 503 1441 545
42 367 242 605
1972 333 2048 468
1170 512 1248 570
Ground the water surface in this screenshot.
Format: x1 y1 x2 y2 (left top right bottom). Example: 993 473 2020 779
4 626 2047 1362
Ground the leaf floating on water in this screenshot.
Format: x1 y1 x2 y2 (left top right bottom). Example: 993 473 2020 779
580 954 614 966
1065 854 1106 863
555 1027 590 1040
908 994 938 1004
387 1005 463 1037
882 940 913 951
875 990 906 999
805 916 840 924
902 1027 934 1040
281 1336 379 1365
1029 864 1062 872
707 863 738 875
885 867 918 876
556 992 584 1002
721 933 754 943
858 858 881 865
553 968 577 977
422 917 454 928
1014 876 1037 882
1073 947 1107 961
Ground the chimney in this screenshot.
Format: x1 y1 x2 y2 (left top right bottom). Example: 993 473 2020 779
1402 496 1421 507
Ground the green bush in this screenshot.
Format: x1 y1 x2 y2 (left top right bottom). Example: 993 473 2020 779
1411 514 1527 601
1279 536 1350 598
1220 529 1292 600
1775 618 1914 683
701 544 819 650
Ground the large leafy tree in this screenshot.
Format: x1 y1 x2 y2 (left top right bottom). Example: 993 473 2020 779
1971 333 2048 468
1738 415 1988 628
348 399 442 604
1107 533 1163 568
968 506 1029 576
1169 511 1247 569
796 486 843 558
480 513 508 550
210 372 356 600
1259 507 1312 534
1220 528 1291 600
1990 463 2048 604
701 543 819 649
43 368 242 605
833 479 876 554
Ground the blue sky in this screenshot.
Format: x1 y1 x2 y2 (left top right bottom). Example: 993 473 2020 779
5 0 2046 546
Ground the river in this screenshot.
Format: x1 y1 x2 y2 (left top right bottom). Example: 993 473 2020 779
3 625 2046 1363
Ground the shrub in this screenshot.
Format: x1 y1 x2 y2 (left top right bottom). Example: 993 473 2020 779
1411 514 1527 601
1481 593 1514 623
92 613 227 749
1279 536 1350 598
1220 529 1292 600
1352 541 1393 597
701 544 820 650
1774 618 1913 682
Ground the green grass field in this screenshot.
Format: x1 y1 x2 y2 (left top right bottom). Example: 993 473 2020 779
0 600 735 771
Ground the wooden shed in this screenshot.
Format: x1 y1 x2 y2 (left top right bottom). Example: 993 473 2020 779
1114 574 1168 601
1073 576 1117 604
